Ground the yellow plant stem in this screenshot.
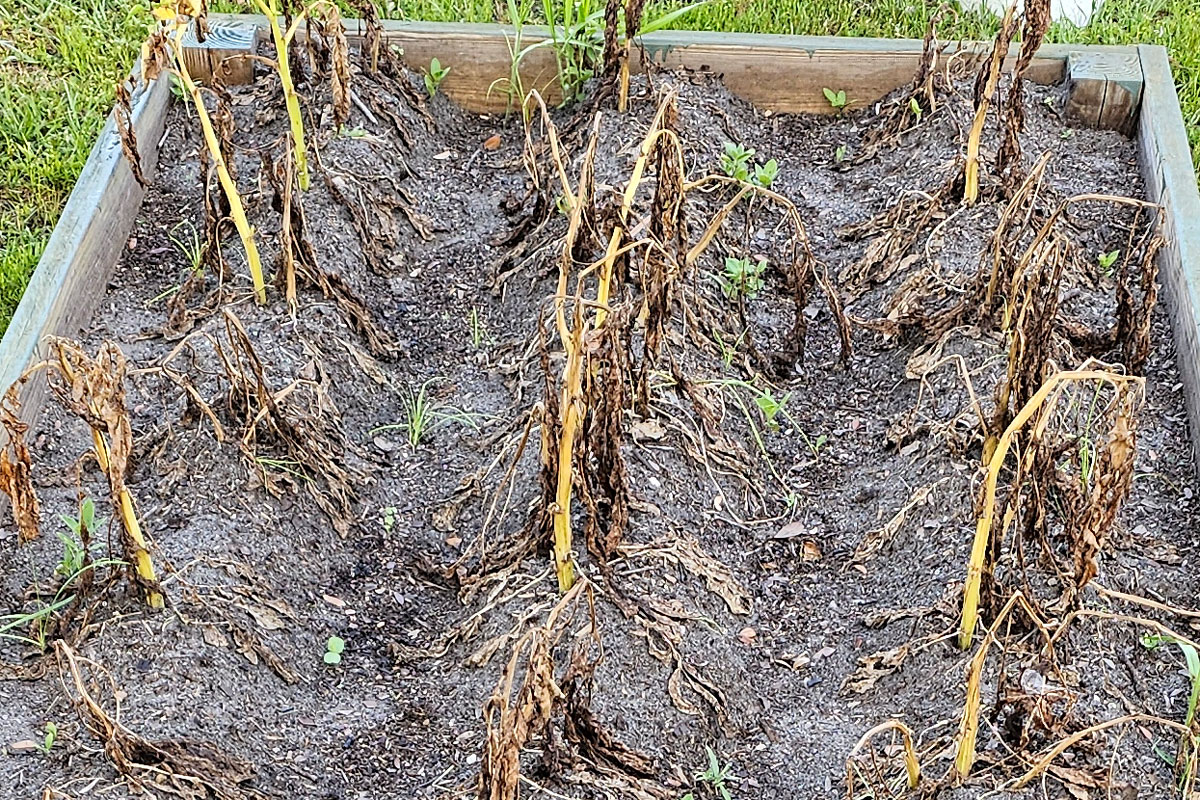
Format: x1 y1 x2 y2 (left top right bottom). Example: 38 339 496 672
57 354 163 609
958 368 1139 650
546 119 599 593
848 720 921 792
552 322 586 592
963 0 1017 205
256 0 311 191
171 47 266 304
618 61 630 112
963 105 988 206
119 490 164 608
953 592 1047 779
595 99 675 325
547 96 676 593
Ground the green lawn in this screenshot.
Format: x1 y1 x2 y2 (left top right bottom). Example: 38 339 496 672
2 0 1198 336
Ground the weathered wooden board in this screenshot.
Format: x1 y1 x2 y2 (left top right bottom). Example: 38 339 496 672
210 14 1141 116
1136 45 1200 470
182 18 259 85
0 73 171 447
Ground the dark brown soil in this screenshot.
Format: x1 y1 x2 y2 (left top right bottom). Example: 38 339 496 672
1 43 1197 800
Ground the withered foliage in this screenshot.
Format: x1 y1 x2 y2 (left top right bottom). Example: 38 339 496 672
57 642 270 800
114 80 147 188
838 180 952 299
199 83 237 279
0 384 41 543
163 311 366 536
995 0 1052 187
262 150 397 357
638 99 686 408
480 622 558 800
1114 215 1163 375
348 0 433 130
322 167 433 276
854 6 953 163
46 340 163 602
580 313 633 563
1061 382 1141 595
313 4 351 131
479 583 656 800
992 235 1067 435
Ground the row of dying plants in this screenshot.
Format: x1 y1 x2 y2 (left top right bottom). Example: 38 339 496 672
840 1 1198 796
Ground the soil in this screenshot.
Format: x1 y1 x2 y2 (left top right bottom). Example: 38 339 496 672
1 36 1198 800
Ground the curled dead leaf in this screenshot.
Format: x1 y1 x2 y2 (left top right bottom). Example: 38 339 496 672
841 644 909 695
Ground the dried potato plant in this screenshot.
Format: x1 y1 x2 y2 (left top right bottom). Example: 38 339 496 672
143 0 266 304
0 384 41 543
960 366 1144 649
47 340 164 608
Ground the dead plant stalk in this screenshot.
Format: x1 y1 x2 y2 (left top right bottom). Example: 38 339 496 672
547 95 675 592
146 1 267 304
959 368 1142 649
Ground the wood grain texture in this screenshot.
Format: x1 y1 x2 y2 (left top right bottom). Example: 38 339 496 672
211 15 1142 114
1066 50 1143 133
0 74 171 452
1136 45 1200 475
182 18 258 85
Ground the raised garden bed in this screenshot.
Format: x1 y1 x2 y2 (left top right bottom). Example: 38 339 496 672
1 7 1199 800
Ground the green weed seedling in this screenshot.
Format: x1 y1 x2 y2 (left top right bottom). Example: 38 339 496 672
324 635 346 665
720 142 755 182
752 158 779 188
382 506 397 534
1097 249 1120 276
168 220 204 275
713 329 748 370
822 87 847 111
372 377 483 450
57 497 99 578
754 389 791 431
40 722 57 754
909 96 923 124
835 144 847 164
500 0 709 109
720 256 767 301
682 746 735 800
424 57 450 96
467 306 492 348
1141 633 1200 785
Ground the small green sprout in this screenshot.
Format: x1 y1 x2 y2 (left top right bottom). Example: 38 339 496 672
682 746 735 800
720 257 767 301
168 221 204 275
909 96 923 123
40 722 57 754
381 505 397 534
720 142 755 182
1097 249 1120 276
822 87 847 111
57 498 97 578
834 144 847 164
467 307 491 348
752 158 779 188
1140 633 1200 782
424 57 450 97
324 635 346 665
372 378 483 450
754 389 791 431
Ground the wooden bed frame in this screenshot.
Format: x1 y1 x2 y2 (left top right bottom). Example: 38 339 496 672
2 18 1197 472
